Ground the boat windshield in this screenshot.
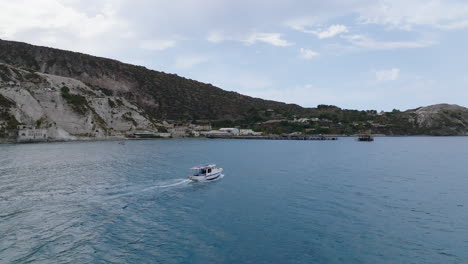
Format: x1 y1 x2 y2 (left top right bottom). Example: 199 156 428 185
192 169 205 176
191 166 215 176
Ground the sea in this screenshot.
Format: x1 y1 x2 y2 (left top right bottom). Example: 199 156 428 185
0 137 467 263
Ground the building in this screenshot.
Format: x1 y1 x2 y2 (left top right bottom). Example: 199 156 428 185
219 128 239 135
293 118 310 123
240 129 255 135
189 130 200 137
239 129 263 136
193 124 212 131
17 125 48 143
156 132 171 138
200 130 231 136
169 124 188 137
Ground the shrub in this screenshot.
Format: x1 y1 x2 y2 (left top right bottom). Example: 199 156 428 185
61 87 89 115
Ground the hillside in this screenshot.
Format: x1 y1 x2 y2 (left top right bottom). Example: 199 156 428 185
1 38 468 140
0 39 309 121
0 63 157 142
405 104 468 136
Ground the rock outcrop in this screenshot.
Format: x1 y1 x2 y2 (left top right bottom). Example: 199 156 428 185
406 104 468 135
0 63 157 141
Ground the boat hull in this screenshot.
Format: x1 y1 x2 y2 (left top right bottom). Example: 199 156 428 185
189 169 223 182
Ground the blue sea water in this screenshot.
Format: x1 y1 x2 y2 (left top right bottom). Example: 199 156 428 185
0 137 467 263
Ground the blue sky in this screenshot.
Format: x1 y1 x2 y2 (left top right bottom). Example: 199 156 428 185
1 0 468 111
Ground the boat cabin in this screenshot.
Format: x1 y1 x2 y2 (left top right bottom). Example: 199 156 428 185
191 164 216 176
358 135 374 141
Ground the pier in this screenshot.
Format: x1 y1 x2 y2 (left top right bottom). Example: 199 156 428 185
206 135 338 140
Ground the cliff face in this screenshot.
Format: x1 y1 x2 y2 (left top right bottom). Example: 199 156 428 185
0 39 308 120
0 63 156 141
406 104 468 136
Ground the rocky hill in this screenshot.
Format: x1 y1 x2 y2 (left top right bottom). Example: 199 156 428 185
1 38 468 140
0 39 309 121
405 104 468 136
0 63 156 142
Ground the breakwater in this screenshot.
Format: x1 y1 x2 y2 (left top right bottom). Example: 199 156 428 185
206 135 338 140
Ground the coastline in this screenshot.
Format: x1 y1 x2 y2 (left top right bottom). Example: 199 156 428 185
2 134 468 145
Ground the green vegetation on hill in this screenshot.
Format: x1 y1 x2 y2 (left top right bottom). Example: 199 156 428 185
61 86 89 115
0 94 19 137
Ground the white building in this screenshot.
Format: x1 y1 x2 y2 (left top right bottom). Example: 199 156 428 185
219 128 239 135
240 129 255 135
200 130 230 136
169 124 188 137
156 132 171 138
239 129 262 136
293 118 310 123
192 124 212 131
17 125 48 143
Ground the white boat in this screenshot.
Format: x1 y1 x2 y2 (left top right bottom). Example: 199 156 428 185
189 164 223 182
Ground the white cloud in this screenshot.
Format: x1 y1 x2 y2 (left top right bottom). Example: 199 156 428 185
174 55 210 69
299 48 319 60
207 31 293 47
243 32 294 47
0 0 131 55
0 0 127 39
207 31 227 43
375 68 400 81
286 19 348 39
313 24 348 39
139 39 176 51
357 0 468 30
284 16 318 32
342 34 435 50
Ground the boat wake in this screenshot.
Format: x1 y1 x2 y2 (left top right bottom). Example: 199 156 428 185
151 179 192 188
108 179 191 200
137 179 191 193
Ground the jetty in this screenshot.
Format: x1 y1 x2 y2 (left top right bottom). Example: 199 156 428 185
206 135 338 141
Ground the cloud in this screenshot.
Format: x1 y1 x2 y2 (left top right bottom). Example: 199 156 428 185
299 48 319 59
207 31 293 47
139 39 176 51
0 0 127 39
342 34 435 50
0 0 131 55
356 0 468 30
207 31 227 43
174 55 210 69
243 32 294 46
288 23 349 39
284 16 318 32
313 24 349 39
374 68 400 81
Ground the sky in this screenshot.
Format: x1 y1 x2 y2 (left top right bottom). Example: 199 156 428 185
1 0 468 111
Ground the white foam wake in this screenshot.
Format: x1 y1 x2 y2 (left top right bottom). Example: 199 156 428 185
138 178 191 192
107 179 191 200
152 179 191 188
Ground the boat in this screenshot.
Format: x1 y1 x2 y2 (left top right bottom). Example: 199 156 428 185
357 135 374 141
189 164 223 181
